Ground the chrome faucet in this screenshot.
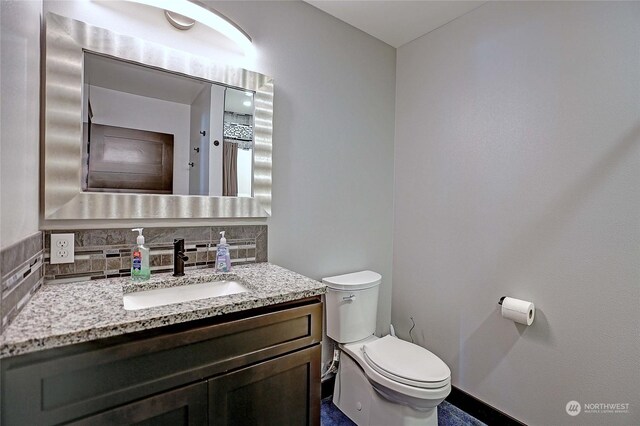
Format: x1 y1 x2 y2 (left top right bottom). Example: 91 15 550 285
173 238 189 277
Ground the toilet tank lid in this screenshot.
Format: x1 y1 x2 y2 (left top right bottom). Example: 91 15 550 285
322 270 382 290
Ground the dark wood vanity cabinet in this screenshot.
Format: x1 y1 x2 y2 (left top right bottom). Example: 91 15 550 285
0 297 322 426
209 346 320 425
69 382 209 426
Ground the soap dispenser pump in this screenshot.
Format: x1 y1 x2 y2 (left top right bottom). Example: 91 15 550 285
131 228 150 281
214 231 231 272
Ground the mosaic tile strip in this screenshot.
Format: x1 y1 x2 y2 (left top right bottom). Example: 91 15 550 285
43 225 267 284
0 232 44 333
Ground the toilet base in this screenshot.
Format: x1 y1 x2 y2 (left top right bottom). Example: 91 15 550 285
333 352 439 426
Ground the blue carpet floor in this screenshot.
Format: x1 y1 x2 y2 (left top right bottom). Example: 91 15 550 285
321 398 486 426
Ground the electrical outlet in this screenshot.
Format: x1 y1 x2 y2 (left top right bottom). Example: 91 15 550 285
50 233 75 264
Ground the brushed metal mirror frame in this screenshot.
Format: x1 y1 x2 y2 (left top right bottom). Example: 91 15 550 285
43 13 273 220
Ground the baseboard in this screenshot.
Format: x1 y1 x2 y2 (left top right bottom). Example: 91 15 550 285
446 386 526 426
321 375 336 400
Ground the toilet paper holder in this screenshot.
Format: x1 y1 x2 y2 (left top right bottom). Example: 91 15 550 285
498 296 535 325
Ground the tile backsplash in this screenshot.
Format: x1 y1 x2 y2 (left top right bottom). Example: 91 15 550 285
0 232 44 332
44 226 267 284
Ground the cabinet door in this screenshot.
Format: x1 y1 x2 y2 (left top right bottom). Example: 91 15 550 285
69 382 207 426
209 345 321 426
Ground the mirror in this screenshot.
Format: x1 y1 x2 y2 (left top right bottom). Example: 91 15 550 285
42 13 273 221
82 53 254 197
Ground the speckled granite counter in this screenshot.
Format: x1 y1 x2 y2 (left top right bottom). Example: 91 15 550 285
0 263 325 358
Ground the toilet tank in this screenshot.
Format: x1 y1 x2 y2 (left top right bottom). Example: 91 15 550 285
323 270 381 343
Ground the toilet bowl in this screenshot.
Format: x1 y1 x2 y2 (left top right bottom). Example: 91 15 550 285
323 271 451 426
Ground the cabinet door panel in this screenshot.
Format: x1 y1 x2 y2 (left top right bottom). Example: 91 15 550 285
209 345 321 426
69 382 207 426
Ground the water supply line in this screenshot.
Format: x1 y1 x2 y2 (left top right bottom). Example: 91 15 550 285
322 347 341 380
389 318 415 342
409 317 416 343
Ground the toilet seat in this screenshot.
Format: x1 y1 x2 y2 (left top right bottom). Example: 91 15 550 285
362 335 451 389
341 336 451 402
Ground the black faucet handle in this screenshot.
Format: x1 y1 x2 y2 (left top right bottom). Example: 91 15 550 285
173 238 188 277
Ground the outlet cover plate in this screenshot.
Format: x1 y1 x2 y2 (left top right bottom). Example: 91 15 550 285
50 233 75 264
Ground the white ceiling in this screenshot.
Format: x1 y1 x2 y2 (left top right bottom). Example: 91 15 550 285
305 1 486 48
85 53 254 115
85 53 207 104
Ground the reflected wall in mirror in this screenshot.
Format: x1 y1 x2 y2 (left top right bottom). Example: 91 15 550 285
82 53 254 197
42 13 273 221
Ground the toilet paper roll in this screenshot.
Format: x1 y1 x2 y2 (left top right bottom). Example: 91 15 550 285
501 297 535 326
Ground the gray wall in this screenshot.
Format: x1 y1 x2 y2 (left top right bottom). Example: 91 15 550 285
0 0 42 249
41 1 396 334
211 1 396 335
393 2 639 425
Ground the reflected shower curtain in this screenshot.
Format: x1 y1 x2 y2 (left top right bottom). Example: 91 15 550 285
223 141 238 196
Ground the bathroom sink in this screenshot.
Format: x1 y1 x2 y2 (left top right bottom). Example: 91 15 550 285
123 280 249 311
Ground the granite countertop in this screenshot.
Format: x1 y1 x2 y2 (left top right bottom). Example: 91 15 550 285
0 263 326 358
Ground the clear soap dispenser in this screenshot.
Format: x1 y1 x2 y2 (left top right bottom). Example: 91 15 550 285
131 228 150 281
214 231 231 272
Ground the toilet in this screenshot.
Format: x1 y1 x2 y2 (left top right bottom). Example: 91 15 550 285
323 271 451 426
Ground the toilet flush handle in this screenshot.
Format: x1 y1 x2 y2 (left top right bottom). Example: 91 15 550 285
342 294 356 301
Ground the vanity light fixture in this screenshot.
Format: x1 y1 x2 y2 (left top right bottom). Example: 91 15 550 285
164 10 195 30
126 0 253 53
243 100 252 107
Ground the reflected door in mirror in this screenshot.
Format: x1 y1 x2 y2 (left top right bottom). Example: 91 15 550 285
86 124 174 193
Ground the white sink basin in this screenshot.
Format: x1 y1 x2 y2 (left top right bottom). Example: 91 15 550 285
123 280 249 311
